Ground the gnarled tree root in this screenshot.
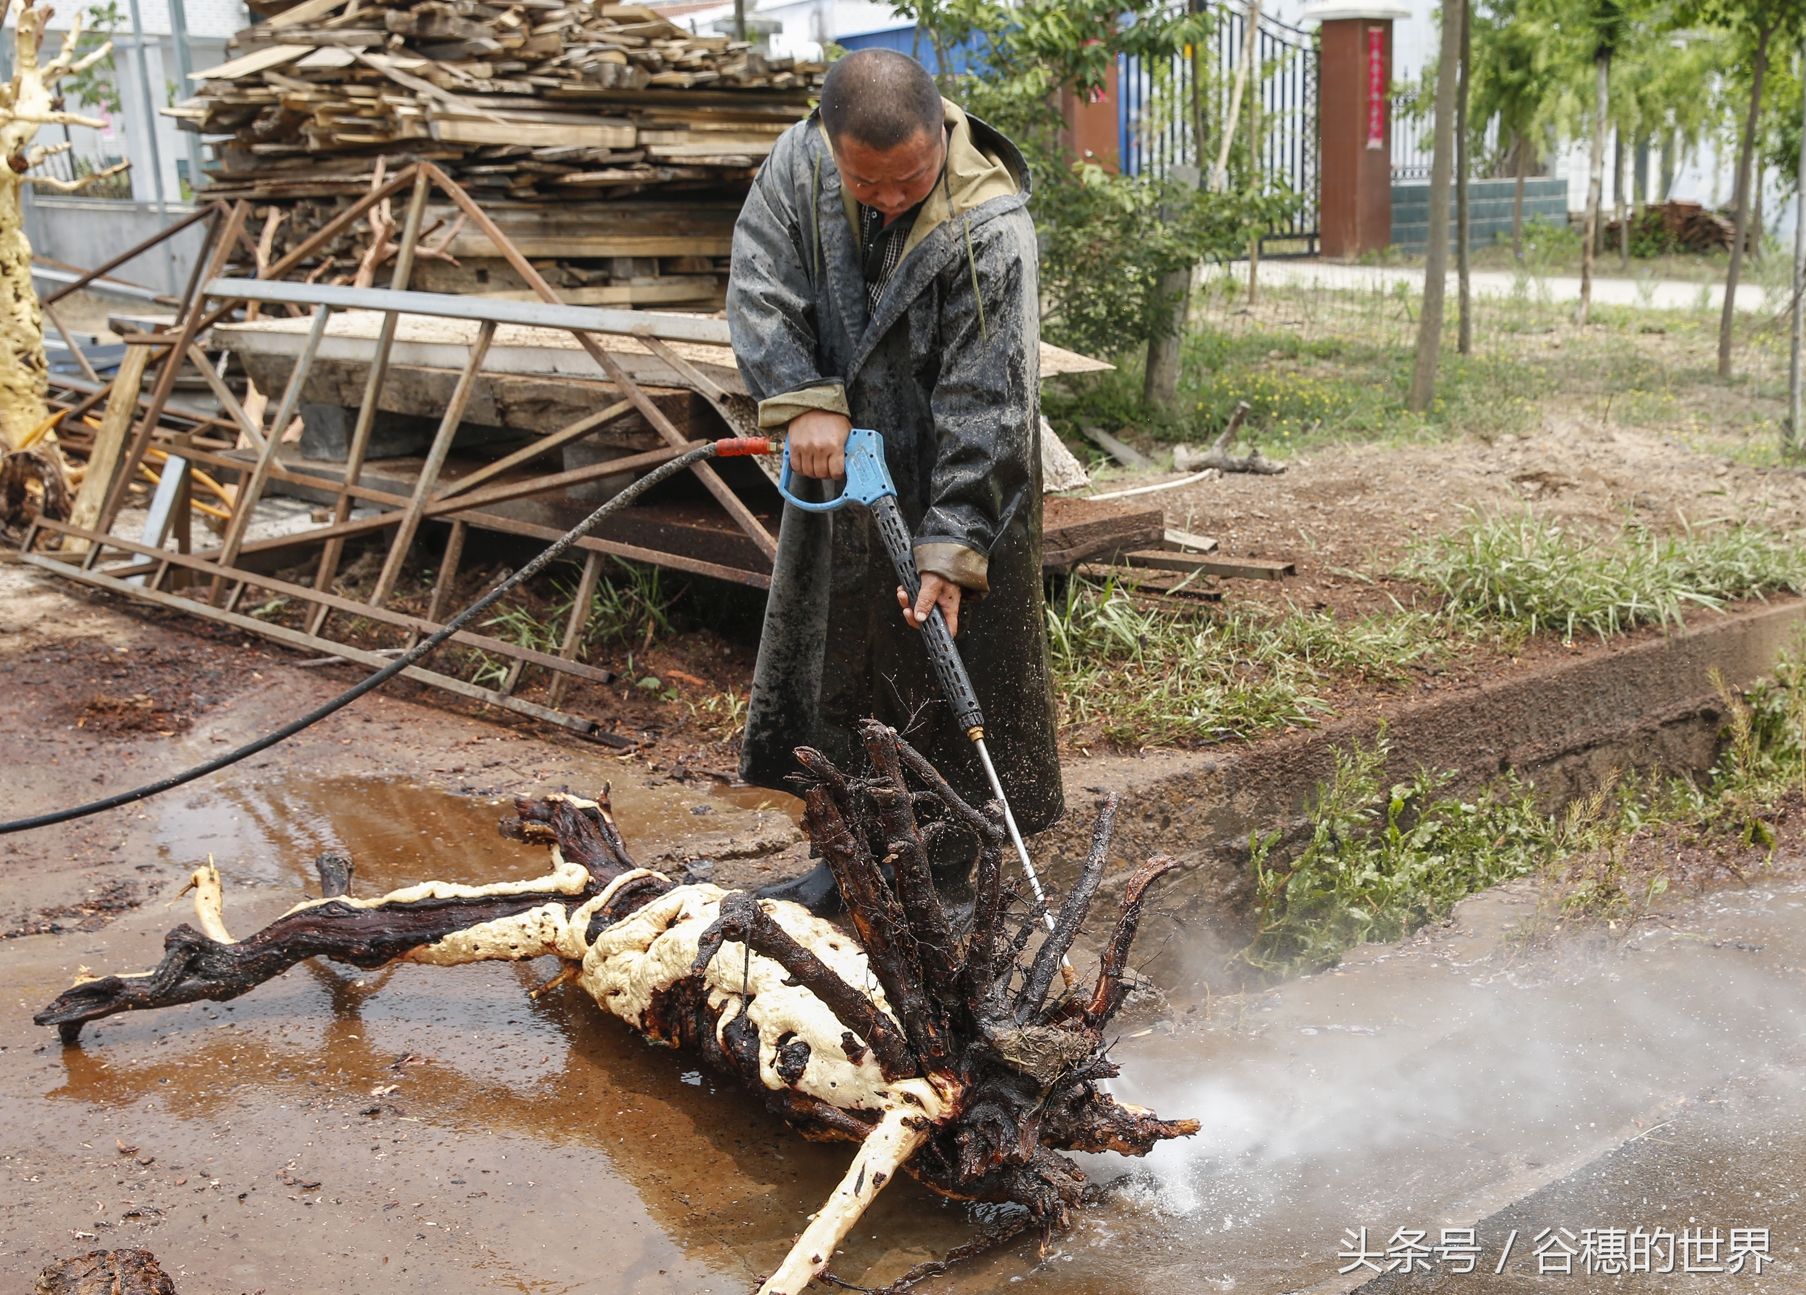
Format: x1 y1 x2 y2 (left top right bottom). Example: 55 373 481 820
35 724 1197 1292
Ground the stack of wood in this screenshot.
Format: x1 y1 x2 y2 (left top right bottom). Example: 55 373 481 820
1604 200 1749 255
169 0 824 305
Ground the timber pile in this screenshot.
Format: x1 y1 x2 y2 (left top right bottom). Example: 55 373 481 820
1605 200 1748 255
170 0 824 303
36 722 1197 1293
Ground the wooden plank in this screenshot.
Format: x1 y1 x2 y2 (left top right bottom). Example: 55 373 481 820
1118 551 1295 580
194 43 312 81
63 346 151 558
1076 424 1153 470
1038 496 1166 570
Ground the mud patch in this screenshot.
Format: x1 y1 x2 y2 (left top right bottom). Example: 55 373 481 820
5 637 247 738
3 879 143 939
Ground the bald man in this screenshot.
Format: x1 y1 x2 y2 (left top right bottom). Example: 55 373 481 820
728 50 1062 913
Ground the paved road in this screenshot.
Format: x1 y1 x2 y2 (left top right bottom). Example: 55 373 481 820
1228 258 1782 314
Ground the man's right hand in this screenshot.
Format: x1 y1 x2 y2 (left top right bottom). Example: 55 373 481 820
787 410 853 479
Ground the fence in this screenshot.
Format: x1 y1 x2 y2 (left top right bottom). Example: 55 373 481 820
1116 1 1318 254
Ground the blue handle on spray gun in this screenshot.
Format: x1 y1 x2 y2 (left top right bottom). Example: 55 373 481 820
775 426 896 511
773 427 985 735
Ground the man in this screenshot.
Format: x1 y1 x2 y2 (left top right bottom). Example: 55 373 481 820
727 49 1063 912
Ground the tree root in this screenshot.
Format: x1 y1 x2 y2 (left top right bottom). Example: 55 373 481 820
35 726 1196 1291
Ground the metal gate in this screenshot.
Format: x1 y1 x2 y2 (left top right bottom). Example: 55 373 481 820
1117 1 1319 254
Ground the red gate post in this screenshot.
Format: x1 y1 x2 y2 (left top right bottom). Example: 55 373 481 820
1309 1 1408 258
1060 57 1121 171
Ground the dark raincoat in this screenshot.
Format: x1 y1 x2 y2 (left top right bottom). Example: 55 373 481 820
727 101 1064 833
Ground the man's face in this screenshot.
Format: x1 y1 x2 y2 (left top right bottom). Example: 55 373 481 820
831 125 945 221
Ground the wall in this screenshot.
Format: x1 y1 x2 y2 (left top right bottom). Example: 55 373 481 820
1390 176 1566 253
23 197 206 298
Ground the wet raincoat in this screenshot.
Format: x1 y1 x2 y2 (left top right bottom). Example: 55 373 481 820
727 100 1064 833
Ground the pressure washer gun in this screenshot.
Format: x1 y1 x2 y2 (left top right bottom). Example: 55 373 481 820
770 427 1065 957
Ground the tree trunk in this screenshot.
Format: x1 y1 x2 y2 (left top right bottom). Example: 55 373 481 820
34 726 1199 1295
1143 266 1190 409
1615 128 1629 267
1512 131 1528 261
1788 38 1806 457
0 175 48 451
1660 132 1676 201
1247 5 1263 305
1720 24 1773 380
1633 132 1649 213
1455 0 1472 356
1409 1 1464 412
1579 49 1609 325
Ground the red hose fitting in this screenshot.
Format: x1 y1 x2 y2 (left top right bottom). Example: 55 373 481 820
713 436 774 457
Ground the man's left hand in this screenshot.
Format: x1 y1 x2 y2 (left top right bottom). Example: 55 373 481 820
898 575 962 638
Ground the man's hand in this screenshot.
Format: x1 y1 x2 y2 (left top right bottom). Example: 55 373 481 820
897 574 963 638
787 410 853 479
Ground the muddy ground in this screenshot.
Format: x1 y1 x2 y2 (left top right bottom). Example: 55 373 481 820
6 397 1806 1290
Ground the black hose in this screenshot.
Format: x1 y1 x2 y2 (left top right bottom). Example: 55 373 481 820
1 442 723 836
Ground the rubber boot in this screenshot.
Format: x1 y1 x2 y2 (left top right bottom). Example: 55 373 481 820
754 859 844 917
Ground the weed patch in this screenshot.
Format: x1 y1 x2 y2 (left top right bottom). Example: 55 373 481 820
1241 647 1806 975
1047 578 1445 747
1402 514 1806 641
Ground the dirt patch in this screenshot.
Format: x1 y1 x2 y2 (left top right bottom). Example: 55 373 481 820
6 631 251 741
1 879 144 939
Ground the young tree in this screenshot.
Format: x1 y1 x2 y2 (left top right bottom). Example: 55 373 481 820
1577 1 1625 326
1409 1 1463 412
0 5 126 450
1468 0 1571 261
1456 0 1473 355
1682 0 1806 378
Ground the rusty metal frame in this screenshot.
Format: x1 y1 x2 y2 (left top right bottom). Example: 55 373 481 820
32 162 781 735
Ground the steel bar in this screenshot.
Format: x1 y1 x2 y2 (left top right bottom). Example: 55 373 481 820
19 549 601 736
368 319 497 608
41 204 215 305
203 278 735 346
547 549 604 709
34 520 620 688
418 164 776 562
431 399 634 502
98 200 247 532
209 303 332 603
310 168 435 635
424 520 468 625
185 344 266 452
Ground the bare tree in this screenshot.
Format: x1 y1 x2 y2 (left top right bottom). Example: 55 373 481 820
0 4 127 451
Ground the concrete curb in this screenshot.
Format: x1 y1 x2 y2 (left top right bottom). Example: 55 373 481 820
1044 598 1806 940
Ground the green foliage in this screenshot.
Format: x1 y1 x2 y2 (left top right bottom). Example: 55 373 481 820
887 0 1292 357
481 560 674 661
1242 734 1552 973
1243 646 1806 972
1402 513 1806 641
1035 164 1294 357
1046 577 1445 747
62 1 122 115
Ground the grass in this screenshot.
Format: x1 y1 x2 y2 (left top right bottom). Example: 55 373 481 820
1240 644 1806 975
1043 242 1798 468
467 559 676 687
1046 577 1446 747
1402 513 1806 642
